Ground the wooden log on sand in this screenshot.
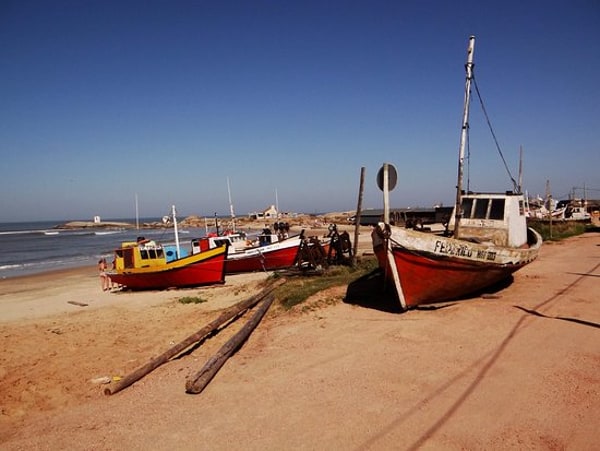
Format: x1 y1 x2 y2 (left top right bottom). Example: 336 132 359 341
104 278 285 396
185 292 276 395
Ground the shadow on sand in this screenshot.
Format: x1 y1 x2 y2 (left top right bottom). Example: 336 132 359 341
344 269 403 313
345 269 515 313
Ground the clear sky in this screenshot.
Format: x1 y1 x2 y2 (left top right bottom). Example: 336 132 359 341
1 0 599 222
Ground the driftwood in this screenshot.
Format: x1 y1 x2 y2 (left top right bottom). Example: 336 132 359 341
68 301 88 307
185 292 276 394
104 278 285 396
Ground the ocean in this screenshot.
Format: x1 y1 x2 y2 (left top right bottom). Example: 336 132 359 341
0 219 209 279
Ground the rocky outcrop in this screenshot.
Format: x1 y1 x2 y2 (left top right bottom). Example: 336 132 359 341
57 221 135 229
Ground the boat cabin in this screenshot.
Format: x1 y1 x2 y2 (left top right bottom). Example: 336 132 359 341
114 240 189 270
191 232 251 255
448 192 528 248
191 230 285 256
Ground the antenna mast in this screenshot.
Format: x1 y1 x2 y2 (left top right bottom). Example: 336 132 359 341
227 177 235 231
518 146 523 194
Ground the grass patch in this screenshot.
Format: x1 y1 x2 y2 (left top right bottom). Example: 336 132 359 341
272 258 379 310
528 220 589 241
178 295 208 305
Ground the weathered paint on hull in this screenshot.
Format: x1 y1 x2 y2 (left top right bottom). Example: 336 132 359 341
109 250 227 290
225 244 300 274
373 226 542 308
375 245 523 306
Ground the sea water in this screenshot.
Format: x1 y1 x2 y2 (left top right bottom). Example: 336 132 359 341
0 220 208 279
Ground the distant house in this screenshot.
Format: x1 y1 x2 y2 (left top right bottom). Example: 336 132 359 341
263 205 278 219
248 205 278 220
93 216 101 224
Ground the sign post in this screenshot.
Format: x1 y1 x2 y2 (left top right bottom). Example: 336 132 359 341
377 163 397 224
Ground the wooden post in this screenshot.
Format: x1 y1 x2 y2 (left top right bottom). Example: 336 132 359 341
546 179 553 239
104 279 285 396
185 293 276 394
352 167 365 266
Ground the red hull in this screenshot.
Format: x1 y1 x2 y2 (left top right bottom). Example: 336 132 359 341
375 245 524 306
109 251 227 290
225 244 300 274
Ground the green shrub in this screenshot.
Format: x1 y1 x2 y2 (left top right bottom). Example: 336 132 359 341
178 296 208 305
528 220 588 241
273 258 378 310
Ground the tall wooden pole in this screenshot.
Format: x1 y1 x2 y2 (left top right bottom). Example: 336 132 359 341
352 167 365 266
105 279 285 396
186 293 276 394
546 179 553 239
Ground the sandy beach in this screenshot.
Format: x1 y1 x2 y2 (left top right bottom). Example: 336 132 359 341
1 230 598 449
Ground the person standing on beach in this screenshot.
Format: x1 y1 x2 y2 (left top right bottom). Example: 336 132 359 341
98 258 110 291
109 257 118 290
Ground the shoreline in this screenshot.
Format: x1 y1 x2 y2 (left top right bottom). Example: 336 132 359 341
0 224 374 324
0 262 273 325
0 221 370 282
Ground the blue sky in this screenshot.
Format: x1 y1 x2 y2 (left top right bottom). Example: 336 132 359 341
1 0 599 222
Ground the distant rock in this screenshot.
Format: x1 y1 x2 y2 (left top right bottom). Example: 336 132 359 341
57 221 135 229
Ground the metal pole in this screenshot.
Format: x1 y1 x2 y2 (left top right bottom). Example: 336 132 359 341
453 35 476 238
172 205 180 259
135 193 139 230
383 163 390 224
227 177 236 232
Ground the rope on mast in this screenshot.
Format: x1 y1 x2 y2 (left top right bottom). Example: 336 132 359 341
472 75 518 192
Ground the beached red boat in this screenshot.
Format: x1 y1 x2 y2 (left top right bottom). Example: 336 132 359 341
225 234 302 273
108 206 228 290
372 212 541 307
109 242 228 290
371 36 542 310
193 230 304 274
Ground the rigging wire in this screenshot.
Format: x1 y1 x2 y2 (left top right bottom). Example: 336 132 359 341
472 75 519 193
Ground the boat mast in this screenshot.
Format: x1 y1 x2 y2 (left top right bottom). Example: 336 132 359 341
518 146 523 194
453 35 476 239
135 193 139 230
172 205 180 259
227 177 236 232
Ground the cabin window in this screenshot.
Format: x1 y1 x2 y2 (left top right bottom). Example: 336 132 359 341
473 199 489 219
489 199 505 220
139 248 164 259
461 198 474 218
214 239 228 247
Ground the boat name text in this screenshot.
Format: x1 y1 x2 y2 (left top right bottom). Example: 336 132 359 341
434 241 498 261
434 240 472 257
